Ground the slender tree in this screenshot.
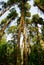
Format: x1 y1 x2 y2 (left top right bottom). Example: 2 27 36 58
0 8 18 38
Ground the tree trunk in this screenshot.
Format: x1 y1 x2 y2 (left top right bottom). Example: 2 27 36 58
23 28 28 65
0 4 15 17
37 4 44 12
16 1 25 65
17 14 24 65
0 16 13 37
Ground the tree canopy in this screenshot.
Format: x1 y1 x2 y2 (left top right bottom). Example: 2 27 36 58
0 0 44 65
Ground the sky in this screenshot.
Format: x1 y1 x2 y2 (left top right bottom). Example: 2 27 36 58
0 0 7 2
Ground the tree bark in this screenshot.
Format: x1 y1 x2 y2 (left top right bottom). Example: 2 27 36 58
23 28 28 65
17 1 25 65
0 4 15 17
37 4 44 12
0 16 13 37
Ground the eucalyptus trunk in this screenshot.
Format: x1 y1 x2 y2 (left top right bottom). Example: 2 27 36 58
0 16 13 37
17 1 25 65
23 28 28 65
0 4 15 16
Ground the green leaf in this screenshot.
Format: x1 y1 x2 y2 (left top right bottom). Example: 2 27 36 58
1 18 7 24
25 18 31 24
25 2 31 10
8 26 17 33
26 12 31 17
7 8 18 19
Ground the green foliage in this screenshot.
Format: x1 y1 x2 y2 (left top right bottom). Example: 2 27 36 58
24 2 31 10
26 12 31 17
0 40 18 65
2 2 8 8
18 1 31 12
25 18 31 24
0 35 7 44
39 18 44 25
1 18 7 24
8 26 17 33
29 44 44 65
32 14 39 23
0 44 8 65
7 0 15 5
0 18 7 30
32 14 44 25
7 8 18 19
34 0 40 4
0 0 44 65
32 35 37 43
34 0 44 8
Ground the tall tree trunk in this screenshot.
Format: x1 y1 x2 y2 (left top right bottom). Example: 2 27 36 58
17 13 24 65
23 28 28 65
17 1 25 65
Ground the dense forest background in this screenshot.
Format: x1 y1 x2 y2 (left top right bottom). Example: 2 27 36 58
0 0 44 65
